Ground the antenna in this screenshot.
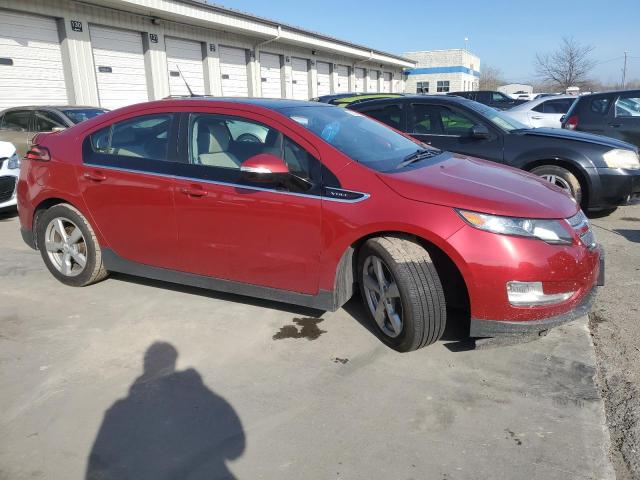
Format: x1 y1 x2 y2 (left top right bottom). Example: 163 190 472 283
175 64 195 97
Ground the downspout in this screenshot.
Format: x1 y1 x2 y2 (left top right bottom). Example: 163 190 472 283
253 26 282 96
353 50 374 92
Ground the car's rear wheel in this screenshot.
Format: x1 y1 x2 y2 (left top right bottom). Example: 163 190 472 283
531 165 582 205
36 204 108 287
358 235 446 352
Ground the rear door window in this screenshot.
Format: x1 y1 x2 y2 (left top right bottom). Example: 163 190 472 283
358 104 403 130
543 99 575 114
590 98 611 115
1 110 32 131
35 111 67 132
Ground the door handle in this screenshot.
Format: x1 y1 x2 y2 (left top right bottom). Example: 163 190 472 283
83 171 107 182
609 123 622 128
531 115 543 120
180 186 207 197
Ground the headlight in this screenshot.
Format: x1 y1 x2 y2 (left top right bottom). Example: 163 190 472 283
603 149 640 169
457 210 573 245
7 153 20 170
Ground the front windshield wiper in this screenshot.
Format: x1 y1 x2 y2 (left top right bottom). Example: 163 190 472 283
396 148 441 169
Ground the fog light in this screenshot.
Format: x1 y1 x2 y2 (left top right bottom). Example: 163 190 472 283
506 281 574 306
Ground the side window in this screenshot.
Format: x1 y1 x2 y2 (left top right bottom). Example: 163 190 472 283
410 104 439 134
543 99 574 114
615 96 640 117
590 98 610 115
187 114 321 193
35 111 66 132
1 110 32 131
440 107 475 136
491 92 508 102
363 104 402 130
89 114 173 160
532 102 545 113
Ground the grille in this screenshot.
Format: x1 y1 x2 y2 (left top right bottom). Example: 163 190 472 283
0 176 16 203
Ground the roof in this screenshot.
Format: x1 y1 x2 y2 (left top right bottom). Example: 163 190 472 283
0 105 106 112
162 96 325 110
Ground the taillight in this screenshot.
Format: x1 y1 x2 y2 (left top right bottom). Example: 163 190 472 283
25 145 51 161
564 115 579 130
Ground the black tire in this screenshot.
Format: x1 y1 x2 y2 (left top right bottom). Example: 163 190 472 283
36 203 108 287
531 165 583 205
357 235 446 352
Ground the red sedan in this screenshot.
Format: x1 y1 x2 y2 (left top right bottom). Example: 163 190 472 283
17 98 602 352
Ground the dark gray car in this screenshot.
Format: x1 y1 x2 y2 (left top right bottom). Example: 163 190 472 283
0 106 108 157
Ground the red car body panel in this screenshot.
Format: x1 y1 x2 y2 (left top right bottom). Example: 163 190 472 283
17 99 601 334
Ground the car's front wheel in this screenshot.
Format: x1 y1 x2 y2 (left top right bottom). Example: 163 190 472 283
531 165 583 205
36 203 108 287
358 236 446 352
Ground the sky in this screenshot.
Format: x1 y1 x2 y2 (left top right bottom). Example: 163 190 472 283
220 0 640 84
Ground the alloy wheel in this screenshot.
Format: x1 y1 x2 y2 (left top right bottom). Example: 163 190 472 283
362 255 403 338
44 217 87 277
541 174 572 193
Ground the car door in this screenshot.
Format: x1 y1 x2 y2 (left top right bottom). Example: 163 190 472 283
80 113 181 269
0 110 33 157
533 98 575 128
610 93 640 147
407 102 504 162
172 110 322 294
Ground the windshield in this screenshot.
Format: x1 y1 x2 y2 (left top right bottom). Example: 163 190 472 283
280 105 435 171
467 102 527 132
63 108 108 124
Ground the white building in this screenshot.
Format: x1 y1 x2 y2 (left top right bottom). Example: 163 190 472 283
0 0 414 110
498 83 533 97
402 49 480 94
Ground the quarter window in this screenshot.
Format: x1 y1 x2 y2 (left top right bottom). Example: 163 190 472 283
590 98 610 115
1 110 32 131
436 81 450 93
35 111 66 132
615 96 640 117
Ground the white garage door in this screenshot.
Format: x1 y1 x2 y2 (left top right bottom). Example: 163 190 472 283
259 52 282 98
336 65 349 93
382 72 392 93
0 11 67 109
219 46 249 97
368 70 379 93
166 37 205 96
316 61 331 96
90 25 148 110
291 57 309 100
354 67 365 92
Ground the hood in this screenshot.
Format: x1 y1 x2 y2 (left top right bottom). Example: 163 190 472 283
517 127 637 151
379 152 579 219
0 141 16 158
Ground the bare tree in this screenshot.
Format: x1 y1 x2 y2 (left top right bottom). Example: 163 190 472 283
534 37 595 90
479 65 505 90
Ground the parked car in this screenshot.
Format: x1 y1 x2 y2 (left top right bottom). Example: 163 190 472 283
447 90 527 110
311 93 403 106
349 95 640 211
0 106 108 157
18 98 602 352
0 141 20 212
504 95 576 129
561 90 640 148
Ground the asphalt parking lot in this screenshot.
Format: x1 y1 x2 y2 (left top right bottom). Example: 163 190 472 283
0 208 631 480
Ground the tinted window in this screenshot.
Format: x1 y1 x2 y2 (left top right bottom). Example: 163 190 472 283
282 105 431 172
543 99 574 114
89 114 173 160
440 107 475 135
35 111 66 132
491 92 510 102
1 110 31 131
411 104 439 134
363 104 403 129
615 96 640 117
532 102 545 113
62 108 108 124
188 114 320 193
590 98 610 115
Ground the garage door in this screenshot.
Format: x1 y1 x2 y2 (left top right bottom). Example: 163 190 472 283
259 52 282 98
90 25 148 110
291 57 309 100
368 70 379 93
354 67 365 92
316 61 331 96
0 11 67 109
336 65 349 93
166 37 205 96
382 72 392 93
219 46 249 97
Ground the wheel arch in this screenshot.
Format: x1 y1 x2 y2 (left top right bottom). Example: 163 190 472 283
522 158 594 207
31 196 97 250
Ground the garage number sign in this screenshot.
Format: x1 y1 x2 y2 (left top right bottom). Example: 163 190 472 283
70 20 83 32
149 34 159 43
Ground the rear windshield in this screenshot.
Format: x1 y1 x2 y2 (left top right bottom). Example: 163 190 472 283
63 108 108 124
280 105 432 172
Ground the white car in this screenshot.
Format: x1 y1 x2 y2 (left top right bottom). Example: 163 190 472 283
0 141 20 212
503 95 576 129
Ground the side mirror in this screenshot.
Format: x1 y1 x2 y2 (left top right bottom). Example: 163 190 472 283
560 115 566 123
471 124 490 139
240 153 289 183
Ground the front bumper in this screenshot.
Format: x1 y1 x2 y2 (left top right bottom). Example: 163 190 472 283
594 167 640 208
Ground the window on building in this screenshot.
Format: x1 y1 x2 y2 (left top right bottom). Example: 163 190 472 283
436 81 450 93
416 81 429 94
